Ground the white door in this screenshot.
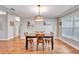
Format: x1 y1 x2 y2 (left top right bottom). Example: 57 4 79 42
15 20 20 37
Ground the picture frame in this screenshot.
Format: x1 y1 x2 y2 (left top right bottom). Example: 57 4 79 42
10 21 14 26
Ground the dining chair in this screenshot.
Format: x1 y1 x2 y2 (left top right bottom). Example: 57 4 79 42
45 32 54 48
24 32 34 47
36 33 45 50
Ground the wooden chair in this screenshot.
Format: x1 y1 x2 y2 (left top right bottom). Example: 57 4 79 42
24 32 34 46
36 33 45 50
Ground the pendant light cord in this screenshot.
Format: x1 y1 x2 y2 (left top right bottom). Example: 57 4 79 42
38 5 40 16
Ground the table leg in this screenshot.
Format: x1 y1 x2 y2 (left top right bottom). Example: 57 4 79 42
51 37 53 50
26 37 28 49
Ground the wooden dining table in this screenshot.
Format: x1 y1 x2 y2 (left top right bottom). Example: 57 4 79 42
25 35 53 50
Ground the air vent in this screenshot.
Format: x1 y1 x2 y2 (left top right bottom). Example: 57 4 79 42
10 8 15 11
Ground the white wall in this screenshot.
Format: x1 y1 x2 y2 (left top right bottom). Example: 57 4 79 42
7 14 15 39
0 6 21 40
20 18 57 38
0 15 7 39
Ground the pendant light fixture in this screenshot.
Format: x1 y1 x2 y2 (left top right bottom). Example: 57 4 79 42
34 5 43 21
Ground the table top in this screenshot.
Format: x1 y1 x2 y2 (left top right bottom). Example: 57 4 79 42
25 35 53 38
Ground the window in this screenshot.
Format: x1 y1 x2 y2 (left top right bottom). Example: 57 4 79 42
73 16 79 41
62 15 79 42
62 16 73 39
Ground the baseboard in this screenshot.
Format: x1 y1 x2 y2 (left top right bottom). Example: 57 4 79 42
0 36 20 41
58 37 79 50
0 38 13 40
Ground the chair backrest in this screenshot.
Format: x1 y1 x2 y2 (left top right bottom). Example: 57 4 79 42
36 33 45 38
24 32 28 36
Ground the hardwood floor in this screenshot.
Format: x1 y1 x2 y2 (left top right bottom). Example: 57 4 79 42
0 37 79 54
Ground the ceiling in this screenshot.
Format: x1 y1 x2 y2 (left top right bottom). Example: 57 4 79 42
4 5 75 19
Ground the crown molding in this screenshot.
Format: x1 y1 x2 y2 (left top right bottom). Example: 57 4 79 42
58 5 79 18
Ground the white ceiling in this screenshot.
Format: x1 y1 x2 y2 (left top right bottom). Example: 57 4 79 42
4 5 75 19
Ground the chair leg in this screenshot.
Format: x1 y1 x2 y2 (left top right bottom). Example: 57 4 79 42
43 42 44 51
32 40 34 46
37 43 38 50
45 40 47 48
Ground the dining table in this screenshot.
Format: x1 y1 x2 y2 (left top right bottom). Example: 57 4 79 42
25 35 53 50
